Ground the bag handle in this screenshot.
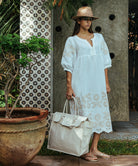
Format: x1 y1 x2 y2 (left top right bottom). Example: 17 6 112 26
63 96 80 115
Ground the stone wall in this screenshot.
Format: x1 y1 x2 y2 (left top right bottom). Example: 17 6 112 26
53 0 129 121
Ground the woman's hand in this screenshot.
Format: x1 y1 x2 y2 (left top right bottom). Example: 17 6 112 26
66 86 75 100
66 71 75 99
106 84 111 93
104 68 111 94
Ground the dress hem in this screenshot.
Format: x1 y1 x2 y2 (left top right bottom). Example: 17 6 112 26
92 130 113 134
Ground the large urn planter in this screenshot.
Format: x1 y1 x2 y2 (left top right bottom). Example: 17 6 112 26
0 107 48 166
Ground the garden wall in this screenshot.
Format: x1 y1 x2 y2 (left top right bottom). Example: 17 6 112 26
20 0 53 135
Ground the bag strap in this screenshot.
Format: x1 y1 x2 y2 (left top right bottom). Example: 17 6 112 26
63 96 79 115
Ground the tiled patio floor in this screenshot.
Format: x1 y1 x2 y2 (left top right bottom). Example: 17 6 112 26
100 111 138 140
28 155 138 166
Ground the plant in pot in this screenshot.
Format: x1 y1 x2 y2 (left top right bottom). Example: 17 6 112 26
0 33 52 166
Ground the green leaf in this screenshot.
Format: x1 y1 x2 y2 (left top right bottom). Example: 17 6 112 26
0 101 5 107
0 90 5 95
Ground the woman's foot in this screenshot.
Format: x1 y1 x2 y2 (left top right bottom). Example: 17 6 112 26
91 149 110 159
80 152 98 162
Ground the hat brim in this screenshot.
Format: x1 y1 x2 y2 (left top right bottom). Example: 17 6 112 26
72 16 99 21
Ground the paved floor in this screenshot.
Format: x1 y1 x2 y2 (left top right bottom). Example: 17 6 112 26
28 155 138 166
100 111 138 140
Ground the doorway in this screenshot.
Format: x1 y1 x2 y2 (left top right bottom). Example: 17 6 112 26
129 0 138 121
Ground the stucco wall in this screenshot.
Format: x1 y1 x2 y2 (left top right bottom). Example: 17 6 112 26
53 0 129 121
92 0 129 121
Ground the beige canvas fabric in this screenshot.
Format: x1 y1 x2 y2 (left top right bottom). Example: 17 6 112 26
47 96 93 156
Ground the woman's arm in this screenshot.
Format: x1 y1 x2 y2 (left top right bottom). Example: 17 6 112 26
104 68 111 93
66 71 75 99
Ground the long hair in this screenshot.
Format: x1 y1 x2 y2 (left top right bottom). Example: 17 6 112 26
72 20 93 36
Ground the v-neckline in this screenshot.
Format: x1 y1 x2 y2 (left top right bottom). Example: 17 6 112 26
75 33 95 48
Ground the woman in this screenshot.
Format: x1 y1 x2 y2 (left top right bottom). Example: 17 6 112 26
61 6 113 162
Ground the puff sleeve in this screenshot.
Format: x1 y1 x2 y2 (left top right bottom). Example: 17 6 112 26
61 37 76 74
100 34 112 69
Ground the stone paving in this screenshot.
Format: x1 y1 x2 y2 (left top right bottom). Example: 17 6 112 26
100 111 138 140
28 155 138 166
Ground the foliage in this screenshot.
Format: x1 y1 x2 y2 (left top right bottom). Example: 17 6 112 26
42 0 95 25
0 90 6 107
0 54 20 108
93 139 138 155
0 88 21 108
0 0 20 101
38 138 138 155
0 33 52 118
0 0 19 35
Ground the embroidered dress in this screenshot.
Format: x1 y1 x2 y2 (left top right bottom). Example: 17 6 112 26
61 33 113 134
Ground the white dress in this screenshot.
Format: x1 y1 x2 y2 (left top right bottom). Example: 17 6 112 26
61 32 113 134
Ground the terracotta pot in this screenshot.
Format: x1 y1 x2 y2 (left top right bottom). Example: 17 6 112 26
0 107 49 166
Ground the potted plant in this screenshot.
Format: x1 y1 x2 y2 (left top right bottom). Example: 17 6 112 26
0 33 52 166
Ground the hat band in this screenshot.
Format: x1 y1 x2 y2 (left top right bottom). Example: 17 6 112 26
79 16 94 20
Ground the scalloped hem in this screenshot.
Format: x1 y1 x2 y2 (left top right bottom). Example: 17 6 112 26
91 130 113 135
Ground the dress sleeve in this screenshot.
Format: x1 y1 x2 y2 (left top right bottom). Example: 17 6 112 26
61 37 76 74
100 34 112 69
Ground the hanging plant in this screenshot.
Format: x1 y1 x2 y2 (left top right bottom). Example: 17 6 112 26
42 0 95 25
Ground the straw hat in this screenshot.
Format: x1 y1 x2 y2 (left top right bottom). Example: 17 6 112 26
72 6 99 21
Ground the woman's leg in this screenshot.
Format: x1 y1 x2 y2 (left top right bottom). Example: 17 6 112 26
80 132 98 160
80 132 110 161
90 132 110 158
90 132 101 151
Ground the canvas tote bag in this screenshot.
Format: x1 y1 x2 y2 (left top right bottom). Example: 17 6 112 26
47 96 93 156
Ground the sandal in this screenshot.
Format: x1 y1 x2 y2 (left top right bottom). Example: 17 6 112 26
94 151 110 159
80 154 98 162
